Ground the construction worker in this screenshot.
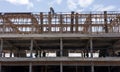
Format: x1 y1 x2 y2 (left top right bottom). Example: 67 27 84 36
35 51 38 58
43 51 46 57
50 7 55 14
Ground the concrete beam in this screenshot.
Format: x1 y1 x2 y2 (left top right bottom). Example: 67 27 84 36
0 34 120 38
1 57 120 66
1 57 120 62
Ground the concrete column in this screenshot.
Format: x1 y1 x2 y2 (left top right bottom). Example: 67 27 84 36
91 65 94 72
29 63 32 72
60 38 63 72
60 62 63 72
48 12 52 33
90 38 94 72
89 13 92 33
0 63 1 72
90 38 93 58
108 66 111 72
40 12 43 33
45 65 47 72
71 11 74 33
76 65 78 72
30 39 33 57
75 13 78 33
0 39 3 57
60 14 63 33
60 38 63 57
104 11 108 33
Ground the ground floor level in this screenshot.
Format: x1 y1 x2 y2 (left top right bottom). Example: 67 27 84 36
1 65 120 72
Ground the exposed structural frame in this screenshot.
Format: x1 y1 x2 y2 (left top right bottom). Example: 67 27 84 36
0 11 120 72
0 37 94 72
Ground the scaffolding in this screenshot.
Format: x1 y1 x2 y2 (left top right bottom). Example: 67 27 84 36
0 11 120 34
0 11 120 72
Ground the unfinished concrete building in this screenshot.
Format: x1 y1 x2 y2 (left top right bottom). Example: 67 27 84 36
0 11 120 72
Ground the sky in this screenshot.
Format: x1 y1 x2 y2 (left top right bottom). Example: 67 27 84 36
0 0 120 12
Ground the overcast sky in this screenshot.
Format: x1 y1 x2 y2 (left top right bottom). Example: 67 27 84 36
0 0 120 12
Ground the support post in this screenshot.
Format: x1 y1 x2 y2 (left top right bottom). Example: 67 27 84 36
71 11 74 33
108 66 111 72
29 63 32 72
104 11 108 33
91 65 94 72
90 38 93 58
76 65 78 72
48 12 52 33
30 39 33 57
60 62 63 72
60 38 63 57
90 38 94 72
60 14 63 33
45 65 47 72
40 12 43 33
89 13 92 33
0 63 1 72
75 13 78 33
0 39 3 57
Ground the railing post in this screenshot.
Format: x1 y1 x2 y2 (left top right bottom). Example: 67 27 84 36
30 38 33 57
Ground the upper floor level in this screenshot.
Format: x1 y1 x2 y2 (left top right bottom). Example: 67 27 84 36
0 11 120 34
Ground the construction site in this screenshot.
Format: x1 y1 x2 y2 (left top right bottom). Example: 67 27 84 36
0 11 120 72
